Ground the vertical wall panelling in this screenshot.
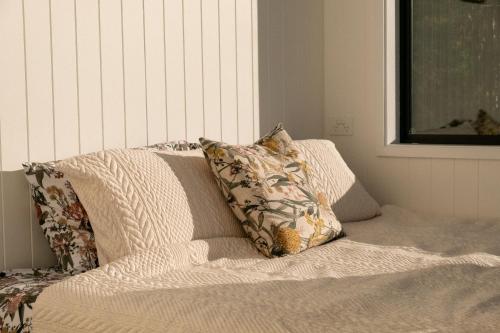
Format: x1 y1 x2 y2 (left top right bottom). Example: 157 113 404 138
407 159 432 213
144 0 168 145
219 0 238 143
236 0 254 144
75 0 104 153
259 0 325 139
24 0 55 162
201 0 222 140
430 159 455 216
0 1 30 171
353 0 385 202
478 161 500 218
0 146 3 270
282 0 324 140
0 129 3 270
257 0 270 136
381 158 410 208
454 160 479 218
23 0 58 267
165 0 187 140
2 172 32 269
100 0 126 150
259 0 285 135
122 0 148 147
184 0 205 142
252 0 260 141
0 0 32 269
0 0 258 268
25 0 59 266
51 0 80 159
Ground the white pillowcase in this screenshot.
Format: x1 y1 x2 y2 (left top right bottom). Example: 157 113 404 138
294 140 381 222
58 148 244 264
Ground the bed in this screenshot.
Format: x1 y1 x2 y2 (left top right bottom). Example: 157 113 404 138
26 205 500 332
6 137 500 332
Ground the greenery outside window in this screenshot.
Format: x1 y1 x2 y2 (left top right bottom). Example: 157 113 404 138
400 0 500 145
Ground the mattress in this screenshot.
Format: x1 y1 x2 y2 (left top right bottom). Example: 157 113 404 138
0 268 69 332
33 206 500 332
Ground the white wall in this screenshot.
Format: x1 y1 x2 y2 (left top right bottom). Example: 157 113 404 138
324 0 500 218
258 0 324 139
0 0 259 270
260 0 500 219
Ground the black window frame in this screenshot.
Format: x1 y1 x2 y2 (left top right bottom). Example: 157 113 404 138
399 0 500 146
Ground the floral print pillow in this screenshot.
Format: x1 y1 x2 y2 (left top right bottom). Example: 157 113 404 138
23 162 98 273
200 124 344 257
142 141 201 151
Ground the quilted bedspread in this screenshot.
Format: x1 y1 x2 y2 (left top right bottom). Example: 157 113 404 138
33 206 500 332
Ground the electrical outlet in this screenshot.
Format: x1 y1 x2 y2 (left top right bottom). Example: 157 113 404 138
328 116 354 136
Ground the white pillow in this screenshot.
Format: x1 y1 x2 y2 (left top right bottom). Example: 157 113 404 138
58 149 244 264
294 140 381 222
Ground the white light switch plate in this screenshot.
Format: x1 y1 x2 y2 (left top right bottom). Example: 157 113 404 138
328 116 354 136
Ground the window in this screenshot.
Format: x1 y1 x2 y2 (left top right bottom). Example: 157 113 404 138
400 0 500 145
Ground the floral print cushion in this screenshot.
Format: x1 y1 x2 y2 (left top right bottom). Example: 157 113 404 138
23 162 98 274
142 140 201 152
200 124 344 258
0 268 69 333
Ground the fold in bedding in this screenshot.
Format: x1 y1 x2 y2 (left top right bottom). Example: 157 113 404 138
33 206 500 332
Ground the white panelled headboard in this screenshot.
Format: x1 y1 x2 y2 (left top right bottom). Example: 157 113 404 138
0 0 259 270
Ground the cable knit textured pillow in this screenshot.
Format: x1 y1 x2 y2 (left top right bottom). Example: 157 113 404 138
22 141 204 271
294 140 381 222
58 148 244 265
200 124 344 258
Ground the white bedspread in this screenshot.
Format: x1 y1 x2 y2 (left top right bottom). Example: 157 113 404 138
33 206 500 332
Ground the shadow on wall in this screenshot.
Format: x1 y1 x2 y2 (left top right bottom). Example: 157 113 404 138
0 170 56 270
